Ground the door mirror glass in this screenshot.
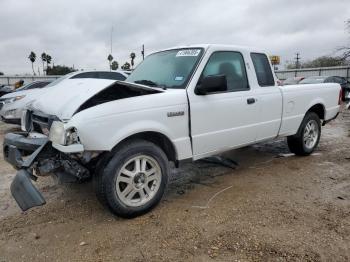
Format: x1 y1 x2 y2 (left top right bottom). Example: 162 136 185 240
195 75 227 95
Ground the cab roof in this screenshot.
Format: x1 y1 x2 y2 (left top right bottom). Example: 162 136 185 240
157 44 267 55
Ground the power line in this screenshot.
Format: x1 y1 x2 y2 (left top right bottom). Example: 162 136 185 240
110 26 114 55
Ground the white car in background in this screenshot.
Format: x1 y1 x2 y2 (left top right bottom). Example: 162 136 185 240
0 71 128 124
0 81 52 124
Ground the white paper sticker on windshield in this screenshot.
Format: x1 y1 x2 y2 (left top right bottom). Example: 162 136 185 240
176 49 201 57
175 76 184 81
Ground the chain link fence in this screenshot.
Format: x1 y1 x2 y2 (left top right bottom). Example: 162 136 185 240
276 66 350 81
0 76 60 86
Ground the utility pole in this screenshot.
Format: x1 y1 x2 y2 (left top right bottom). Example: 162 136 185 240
141 44 145 60
110 26 114 55
295 52 301 69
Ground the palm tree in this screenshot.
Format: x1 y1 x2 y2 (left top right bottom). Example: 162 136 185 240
121 62 131 71
107 54 113 71
130 52 136 69
41 53 47 75
28 51 36 75
46 54 52 70
111 61 119 71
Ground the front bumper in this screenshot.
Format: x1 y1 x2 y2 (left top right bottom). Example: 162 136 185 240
4 133 48 166
4 133 49 211
4 132 90 211
10 169 46 211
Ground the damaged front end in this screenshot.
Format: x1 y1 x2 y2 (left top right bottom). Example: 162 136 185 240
4 132 91 211
4 81 163 212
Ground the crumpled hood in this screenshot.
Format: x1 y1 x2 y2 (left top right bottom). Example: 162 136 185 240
31 78 162 120
31 79 118 119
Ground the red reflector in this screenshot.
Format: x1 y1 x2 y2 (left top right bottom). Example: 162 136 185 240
338 88 342 105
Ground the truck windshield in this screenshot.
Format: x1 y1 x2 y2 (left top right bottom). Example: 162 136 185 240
127 48 203 89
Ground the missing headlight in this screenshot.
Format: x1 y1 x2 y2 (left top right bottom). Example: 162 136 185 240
65 128 79 145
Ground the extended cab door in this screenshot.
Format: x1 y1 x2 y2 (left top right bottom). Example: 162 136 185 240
250 53 283 141
187 50 260 159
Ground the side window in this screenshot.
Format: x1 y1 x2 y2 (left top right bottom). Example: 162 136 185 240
201 51 249 92
33 82 50 89
250 53 275 86
71 72 97 79
97 72 126 81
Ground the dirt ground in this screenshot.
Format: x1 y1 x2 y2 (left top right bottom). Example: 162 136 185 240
0 111 349 262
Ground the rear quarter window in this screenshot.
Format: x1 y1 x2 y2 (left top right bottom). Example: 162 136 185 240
71 72 98 79
97 72 126 81
250 53 275 86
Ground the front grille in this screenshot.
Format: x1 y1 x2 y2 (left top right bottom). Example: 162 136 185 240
32 114 49 126
28 110 58 134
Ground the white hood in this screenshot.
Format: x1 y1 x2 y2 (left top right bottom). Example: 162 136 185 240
31 78 116 120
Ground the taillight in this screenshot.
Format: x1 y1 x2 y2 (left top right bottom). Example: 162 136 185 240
338 88 342 105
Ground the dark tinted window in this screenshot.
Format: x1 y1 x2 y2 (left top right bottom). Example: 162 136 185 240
16 81 50 91
251 53 275 86
333 76 346 84
71 72 98 79
201 51 249 92
324 77 334 83
97 72 126 81
30 81 50 89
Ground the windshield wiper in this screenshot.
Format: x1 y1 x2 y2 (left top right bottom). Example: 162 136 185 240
134 80 167 90
134 79 157 86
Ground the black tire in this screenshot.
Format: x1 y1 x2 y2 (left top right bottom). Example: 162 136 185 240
95 139 169 218
342 89 349 101
287 112 321 156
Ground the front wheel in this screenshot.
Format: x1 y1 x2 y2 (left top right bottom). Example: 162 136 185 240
96 139 169 218
287 112 321 156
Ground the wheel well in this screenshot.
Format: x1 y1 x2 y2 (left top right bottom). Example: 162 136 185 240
307 104 325 120
115 132 177 163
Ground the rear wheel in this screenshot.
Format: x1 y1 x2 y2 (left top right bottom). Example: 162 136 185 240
95 139 169 218
343 89 349 101
287 112 321 156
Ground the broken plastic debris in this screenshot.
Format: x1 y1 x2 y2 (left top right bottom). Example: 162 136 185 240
277 153 295 158
192 185 233 209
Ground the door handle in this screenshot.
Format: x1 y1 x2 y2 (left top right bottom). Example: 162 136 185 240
247 98 256 104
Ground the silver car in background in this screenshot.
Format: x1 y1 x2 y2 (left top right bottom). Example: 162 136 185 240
0 71 128 124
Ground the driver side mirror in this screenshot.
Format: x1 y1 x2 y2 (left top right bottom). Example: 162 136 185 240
195 75 227 95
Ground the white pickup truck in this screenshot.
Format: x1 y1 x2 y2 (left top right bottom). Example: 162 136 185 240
4 44 341 218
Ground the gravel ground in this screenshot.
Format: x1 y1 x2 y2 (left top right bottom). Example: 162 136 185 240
0 110 349 261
